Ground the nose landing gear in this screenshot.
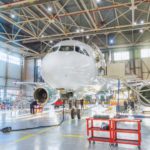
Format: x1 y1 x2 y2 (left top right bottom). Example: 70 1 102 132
71 108 81 119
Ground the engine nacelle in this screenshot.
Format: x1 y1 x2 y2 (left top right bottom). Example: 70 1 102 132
138 84 150 107
34 87 59 105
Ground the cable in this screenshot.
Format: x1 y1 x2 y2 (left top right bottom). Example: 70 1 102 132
1 105 65 133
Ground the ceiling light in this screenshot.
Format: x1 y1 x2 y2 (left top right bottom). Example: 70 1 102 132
86 35 90 39
110 39 114 44
41 34 44 37
10 14 15 19
133 22 137 25
48 7 52 12
139 29 144 33
80 29 84 32
50 40 53 44
96 0 101 3
76 29 80 33
140 20 144 24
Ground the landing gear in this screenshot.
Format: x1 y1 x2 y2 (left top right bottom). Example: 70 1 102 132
71 108 75 119
77 109 81 119
70 108 81 119
88 141 95 144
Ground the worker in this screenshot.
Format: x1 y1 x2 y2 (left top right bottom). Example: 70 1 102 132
30 100 37 114
130 100 135 111
80 99 84 109
74 100 77 108
69 100 72 109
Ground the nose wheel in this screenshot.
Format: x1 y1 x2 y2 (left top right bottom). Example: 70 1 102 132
71 108 81 119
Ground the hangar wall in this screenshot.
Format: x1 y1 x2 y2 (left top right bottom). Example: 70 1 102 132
0 43 23 101
24 59 34 82
106 45 150 80
23 58 42 97
24 58 42 82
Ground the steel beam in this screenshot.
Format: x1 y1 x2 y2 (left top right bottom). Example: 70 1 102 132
0 0 57 12
20 23 150 43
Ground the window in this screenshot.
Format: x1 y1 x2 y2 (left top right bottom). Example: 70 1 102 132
83 49 89 56
37 59 41 67
59 46 74 52
114 51 129 61
75 46 84 55
8 55 21 65
0 89 4 100
50 47 58 53
141 49 150 58
0 51 7 62
7 89 20 101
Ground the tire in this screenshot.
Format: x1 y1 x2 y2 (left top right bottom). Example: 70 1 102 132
77 109 81 119
71 108 75 119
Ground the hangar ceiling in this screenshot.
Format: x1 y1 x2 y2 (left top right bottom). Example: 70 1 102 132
0 0 150 56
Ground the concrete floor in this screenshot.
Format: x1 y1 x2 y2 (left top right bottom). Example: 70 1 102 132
0 106 150 150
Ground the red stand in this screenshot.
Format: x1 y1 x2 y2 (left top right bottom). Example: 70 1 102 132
112 119 141 149
86 118 141 149
86 118 113 144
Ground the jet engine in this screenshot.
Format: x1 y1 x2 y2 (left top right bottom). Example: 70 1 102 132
139 84 150 107
34 87 59 105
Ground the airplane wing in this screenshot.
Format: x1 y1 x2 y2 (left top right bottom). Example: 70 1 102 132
14 81 47 87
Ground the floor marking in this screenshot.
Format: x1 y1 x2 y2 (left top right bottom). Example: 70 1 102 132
3 106 95 145
14 134 35 143
63 134 84 138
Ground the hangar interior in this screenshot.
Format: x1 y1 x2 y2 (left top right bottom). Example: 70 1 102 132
0 0 150 150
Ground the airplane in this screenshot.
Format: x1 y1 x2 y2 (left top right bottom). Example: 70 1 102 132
33 40 106 104
16 40 150 118
16 40 106 118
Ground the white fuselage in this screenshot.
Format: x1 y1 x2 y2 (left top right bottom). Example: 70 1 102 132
41 40 97 90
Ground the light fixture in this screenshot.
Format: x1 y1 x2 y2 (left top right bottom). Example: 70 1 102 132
139 29 144 33
76 29 80 33
96 0 101 3
110 39 114 44
10 14 15 19
41 34 44 37
133 22 137 25
48 7 52 12
86 35 90 39
50 40 53 44
140 20 144 24
80 29 84 32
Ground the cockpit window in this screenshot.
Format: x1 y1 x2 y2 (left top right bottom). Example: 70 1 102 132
75 46 89 57
59 46 74 51
83 49 89 56
51 47 58 52
75 46 84 55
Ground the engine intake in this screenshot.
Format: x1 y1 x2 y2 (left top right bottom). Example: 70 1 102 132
34 87 59 105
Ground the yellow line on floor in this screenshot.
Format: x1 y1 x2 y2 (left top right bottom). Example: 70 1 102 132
12 120 70 143
8 107 93 144
63 134 84 138
14 134 35 143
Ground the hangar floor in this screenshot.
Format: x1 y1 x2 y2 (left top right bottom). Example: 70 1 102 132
0 106 150 150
